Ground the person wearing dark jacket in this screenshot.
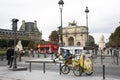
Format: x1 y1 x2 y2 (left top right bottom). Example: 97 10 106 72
6 48 11 65
6 47 14 68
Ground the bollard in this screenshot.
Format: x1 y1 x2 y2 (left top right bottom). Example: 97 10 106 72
103 65 105 80
43 63 45 73
59 63 61 75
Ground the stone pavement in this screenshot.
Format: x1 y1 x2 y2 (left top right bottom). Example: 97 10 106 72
0 66 119 80
0 54 120 80
94 55 120 66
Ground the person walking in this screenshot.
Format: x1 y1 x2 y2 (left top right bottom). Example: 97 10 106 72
6 47 14 68
6 48 11 65
110 48 113 56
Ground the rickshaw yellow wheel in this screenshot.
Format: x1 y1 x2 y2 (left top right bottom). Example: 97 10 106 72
73 64 82 76
85 72 93 76
61 65 70 74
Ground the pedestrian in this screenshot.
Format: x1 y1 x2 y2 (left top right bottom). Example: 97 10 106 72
6 48 11 65
6 47 14 68
115 48 119 65
9 48 14 68
110 48 112 56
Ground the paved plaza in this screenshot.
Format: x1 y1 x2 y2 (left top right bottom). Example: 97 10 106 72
0 66 119 80
0 54 120 80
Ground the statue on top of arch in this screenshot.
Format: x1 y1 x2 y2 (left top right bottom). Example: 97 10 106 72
68 20 77 26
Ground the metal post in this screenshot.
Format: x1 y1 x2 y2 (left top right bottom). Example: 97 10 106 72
58 0 64 47
103 65 105 80
59 62 61 75
43 63 45 73
12 18 19 69
30 62 31 72
85 7 89 46
60 8 63 46
86 12 88 46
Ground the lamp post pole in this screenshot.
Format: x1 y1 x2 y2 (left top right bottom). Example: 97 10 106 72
85 6 89 46
12 18 19 69
58 0 64 46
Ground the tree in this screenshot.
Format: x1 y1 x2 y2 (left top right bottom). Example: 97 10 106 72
49 30 59 43
109 26 120 47
27 41 35 48
89 35 95 46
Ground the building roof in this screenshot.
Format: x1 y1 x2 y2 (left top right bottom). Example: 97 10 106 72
24 22 34 32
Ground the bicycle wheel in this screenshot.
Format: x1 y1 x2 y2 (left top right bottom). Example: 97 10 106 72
85 72 93 76
73 65 82 76
85 65 93 76
61 65 70 74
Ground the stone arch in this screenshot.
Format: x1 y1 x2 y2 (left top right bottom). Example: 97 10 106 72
77 42 81 46
68 37 74 46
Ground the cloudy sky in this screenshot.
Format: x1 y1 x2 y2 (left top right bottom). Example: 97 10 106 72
0 0 120 44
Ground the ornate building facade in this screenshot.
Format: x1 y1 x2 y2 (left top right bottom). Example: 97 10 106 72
20 20 42 42
0 29 27 40
0 20 42 43
62 21 88 47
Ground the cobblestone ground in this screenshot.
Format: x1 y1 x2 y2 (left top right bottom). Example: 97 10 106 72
0 54 120 80
0 66 119 80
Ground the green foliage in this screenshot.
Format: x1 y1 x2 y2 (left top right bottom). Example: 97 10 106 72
89 35 95 46
27 41 35 48
0 39 6 47
109 26 120 47
49 30 59 43
0 50 6 55
21 40 31 47
0 38 36 49
0 39 14 48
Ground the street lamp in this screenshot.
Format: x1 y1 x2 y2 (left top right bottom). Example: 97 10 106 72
58 0 64 46
85 6 89 46
12 18 19 69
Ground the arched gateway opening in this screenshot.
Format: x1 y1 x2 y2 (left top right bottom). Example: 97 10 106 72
68 37 74 46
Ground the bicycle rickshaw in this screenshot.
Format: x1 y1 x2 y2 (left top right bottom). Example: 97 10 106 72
57 46 93 76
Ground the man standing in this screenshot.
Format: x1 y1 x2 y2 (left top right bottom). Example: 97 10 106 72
6 47 14 68
6 48 11 65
